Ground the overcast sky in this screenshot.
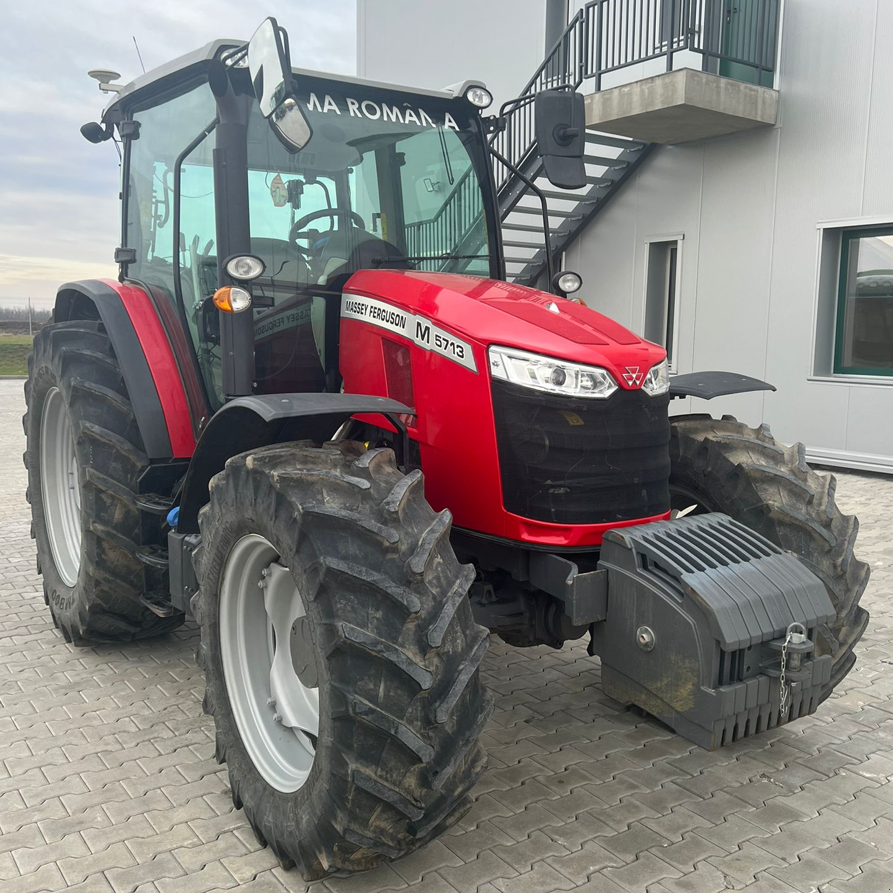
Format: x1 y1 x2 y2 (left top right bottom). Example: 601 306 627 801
0 1 356 308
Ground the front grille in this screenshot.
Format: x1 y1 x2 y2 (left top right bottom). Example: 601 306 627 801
491 381 671 524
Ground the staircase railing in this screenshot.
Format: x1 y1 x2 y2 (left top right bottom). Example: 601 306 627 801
490 10 587 190
403 165 484 271
492 0 781 188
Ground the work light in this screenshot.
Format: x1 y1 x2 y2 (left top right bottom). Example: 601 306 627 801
553 270 583 295
225 254 266 281
465 86 493 109
488 346 617 399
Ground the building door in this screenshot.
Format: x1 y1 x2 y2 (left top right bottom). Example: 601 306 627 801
719 0 777 88
644 239 680 371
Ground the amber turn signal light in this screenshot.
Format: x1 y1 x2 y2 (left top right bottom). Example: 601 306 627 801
212 286 252 314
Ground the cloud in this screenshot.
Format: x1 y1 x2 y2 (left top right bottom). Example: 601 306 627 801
0 0 356 305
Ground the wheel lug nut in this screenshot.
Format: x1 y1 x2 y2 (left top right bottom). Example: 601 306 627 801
272 713 282 724
267 697 276 708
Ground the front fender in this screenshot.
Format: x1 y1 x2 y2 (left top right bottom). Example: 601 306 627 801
175 393 412 534
669 371 775 400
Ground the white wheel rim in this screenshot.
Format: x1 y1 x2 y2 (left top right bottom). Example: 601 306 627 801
219 534 319 793
40 387 81 587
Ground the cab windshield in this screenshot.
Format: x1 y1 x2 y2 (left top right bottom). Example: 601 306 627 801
243 81 496 291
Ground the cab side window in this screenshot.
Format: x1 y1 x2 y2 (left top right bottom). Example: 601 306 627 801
125 83 217 307
125 82 220 405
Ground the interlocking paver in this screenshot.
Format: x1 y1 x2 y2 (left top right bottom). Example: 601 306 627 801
767 851 855 892
57 842 137 886
546 838 624 883
600 851 682 891
13 831 90 875
0 378 892 893
106 853 186 893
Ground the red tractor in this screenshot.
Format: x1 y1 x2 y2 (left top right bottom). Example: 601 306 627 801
26 19 868 879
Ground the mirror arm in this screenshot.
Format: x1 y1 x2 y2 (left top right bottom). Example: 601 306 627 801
489 145 555 288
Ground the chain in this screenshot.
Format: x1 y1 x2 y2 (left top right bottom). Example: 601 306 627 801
779 622 807 717
778 631 791 715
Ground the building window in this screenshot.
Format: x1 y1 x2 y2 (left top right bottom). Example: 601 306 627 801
644 238 680 371
834 228 893 376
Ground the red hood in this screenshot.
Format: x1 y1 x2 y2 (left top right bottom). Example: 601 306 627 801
344 270 666 388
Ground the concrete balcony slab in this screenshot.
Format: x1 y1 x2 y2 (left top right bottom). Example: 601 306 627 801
584 68 779 144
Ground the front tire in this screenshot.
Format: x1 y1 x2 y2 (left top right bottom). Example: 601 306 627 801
25 320 183 644
194 442 493 879
669 415 870 698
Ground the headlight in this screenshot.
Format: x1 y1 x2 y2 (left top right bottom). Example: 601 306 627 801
465 85 493 108
642 359 670 396
225 254 265 281
488 346 617 399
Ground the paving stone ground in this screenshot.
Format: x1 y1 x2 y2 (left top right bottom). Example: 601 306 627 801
2 378 892 893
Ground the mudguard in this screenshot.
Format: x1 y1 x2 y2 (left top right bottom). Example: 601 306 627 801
591 512 834 749
669 371 775 400
174 393 412 534
55 279 196 459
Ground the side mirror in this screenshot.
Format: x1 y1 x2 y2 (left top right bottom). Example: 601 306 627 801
535 90 586 190
247 18 312 152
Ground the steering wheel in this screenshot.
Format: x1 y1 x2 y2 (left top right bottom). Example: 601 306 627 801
289 209 366 247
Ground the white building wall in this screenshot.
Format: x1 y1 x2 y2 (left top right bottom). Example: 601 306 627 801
357 0 546 109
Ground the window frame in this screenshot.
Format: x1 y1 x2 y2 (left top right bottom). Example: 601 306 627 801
832 225 893 378
643 233 683 374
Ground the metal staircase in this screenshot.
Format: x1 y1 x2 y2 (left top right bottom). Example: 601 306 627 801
495 132 654 287
490 6 655 287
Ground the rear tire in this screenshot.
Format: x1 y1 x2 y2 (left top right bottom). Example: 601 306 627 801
194 442 493 879
24 320 183 644
669 415 870 698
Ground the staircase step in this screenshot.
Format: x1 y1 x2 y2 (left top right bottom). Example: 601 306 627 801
535 173 613 188
502 239 544 248
536 189 599 202
583 154 628 168
501 221 556 233
510 205 583 219
584 132 647 150
136 545 169 569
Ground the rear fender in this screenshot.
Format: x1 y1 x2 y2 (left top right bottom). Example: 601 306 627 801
54 279 195 459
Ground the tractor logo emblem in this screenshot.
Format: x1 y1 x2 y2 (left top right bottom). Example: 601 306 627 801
622 366 644 387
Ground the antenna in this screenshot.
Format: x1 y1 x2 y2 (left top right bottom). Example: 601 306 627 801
132 36 146 73
87 69 123 93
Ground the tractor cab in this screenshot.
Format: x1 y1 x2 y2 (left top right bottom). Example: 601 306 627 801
96 22 502 420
